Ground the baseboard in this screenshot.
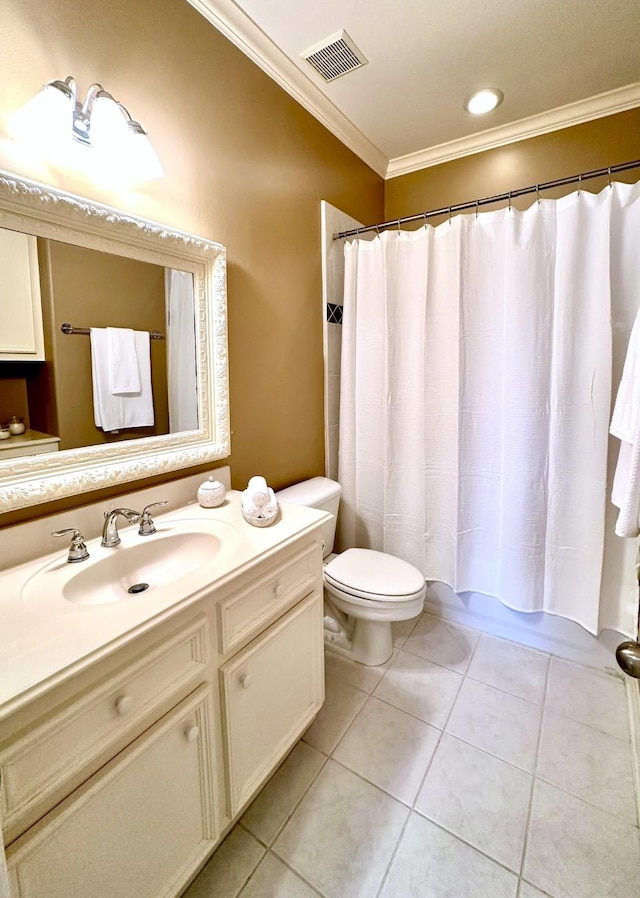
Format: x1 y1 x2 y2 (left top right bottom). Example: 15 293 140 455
626 678 640 826
424 582 621 671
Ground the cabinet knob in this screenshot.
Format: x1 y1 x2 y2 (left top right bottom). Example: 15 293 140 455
115 695 134 716
273 583 285 597
239 674 252 689
184 725 200 743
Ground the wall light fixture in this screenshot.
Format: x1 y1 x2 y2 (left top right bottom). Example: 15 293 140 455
14 76 164 183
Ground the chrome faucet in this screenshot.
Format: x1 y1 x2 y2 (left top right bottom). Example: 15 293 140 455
101 508 140 548
138 501 168 536
52 528 90 563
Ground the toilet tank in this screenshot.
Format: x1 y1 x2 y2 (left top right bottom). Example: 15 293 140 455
276 477 341 557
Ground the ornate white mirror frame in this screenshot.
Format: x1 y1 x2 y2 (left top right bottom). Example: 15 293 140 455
0 171 229 512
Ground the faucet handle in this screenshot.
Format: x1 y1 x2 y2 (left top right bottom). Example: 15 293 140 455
52 528 90 563
138 501 168 537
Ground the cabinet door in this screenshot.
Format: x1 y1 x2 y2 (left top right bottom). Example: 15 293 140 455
220 590 324 815
6 686 218 898
0 230 44 361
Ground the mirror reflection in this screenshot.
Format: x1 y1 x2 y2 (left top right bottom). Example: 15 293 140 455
0 229 197 459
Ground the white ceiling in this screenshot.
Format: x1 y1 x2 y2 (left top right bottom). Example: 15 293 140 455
188 0 640 178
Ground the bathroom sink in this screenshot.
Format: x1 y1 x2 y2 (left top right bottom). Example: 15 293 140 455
21 521 238 607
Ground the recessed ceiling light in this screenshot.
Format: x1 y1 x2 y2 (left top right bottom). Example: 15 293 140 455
464 88 504 115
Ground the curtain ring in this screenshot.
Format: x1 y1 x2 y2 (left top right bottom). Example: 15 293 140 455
375 224 380 235
475 199 479 219
423 211 428 227
536 184 541 205
397 219 401 235
577 173 582 195
508 191 512 212
448 206 452 226
608 166 612 189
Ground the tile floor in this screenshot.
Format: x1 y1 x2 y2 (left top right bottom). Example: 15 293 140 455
184 613 640 898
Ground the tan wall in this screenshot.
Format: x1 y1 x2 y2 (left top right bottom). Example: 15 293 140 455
0 0 384 526
385 109 640 223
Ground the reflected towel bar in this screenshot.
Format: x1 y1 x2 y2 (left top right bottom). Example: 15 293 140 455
60 323 164 340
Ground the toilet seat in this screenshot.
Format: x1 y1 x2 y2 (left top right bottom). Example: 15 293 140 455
324 548 425 603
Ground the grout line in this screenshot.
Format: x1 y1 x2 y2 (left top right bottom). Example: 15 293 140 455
374 805 413 898
518 647 552 890
408 813 525 880
260 850 328 897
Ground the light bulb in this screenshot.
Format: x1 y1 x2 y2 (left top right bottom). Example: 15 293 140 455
464 88 504 115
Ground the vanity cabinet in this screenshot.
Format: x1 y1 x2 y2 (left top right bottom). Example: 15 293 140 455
0 230 45 362
1 523 325 898
6 687 216 898
221 591 323 815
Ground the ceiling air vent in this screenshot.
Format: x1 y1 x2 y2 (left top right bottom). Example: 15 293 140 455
301 30 368 82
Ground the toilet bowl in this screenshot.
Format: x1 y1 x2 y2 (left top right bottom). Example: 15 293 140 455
276 478 425 666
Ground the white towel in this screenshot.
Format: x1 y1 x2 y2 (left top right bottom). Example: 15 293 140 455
107 327 141 394
90 328 155 432
241 492 262 517
247 475 269 507
260 488 278 519
610 307 640 537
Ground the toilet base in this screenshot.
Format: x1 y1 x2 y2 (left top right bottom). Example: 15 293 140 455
323 600 394 666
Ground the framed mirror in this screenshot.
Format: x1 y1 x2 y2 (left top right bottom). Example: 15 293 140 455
0 170 229 512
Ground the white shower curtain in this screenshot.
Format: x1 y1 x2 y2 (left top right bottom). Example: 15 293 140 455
339 182 640 636
165 269 198 432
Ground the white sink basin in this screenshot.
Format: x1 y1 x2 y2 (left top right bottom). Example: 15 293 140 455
21 520 239 607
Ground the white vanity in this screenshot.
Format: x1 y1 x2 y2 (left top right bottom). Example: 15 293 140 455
0 486 328 897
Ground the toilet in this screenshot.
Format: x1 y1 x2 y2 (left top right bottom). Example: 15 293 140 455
276 477 426 666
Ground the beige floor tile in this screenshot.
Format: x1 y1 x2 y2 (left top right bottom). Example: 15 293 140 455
403 614 480 673
545 658 629 741
324 646 396 694
446 678 541 771
518 883 554 898
333 696 441 804
239 853 321 898
415 734 532 871
302 674 367 755
273 759 408 898
523 780 640 898
467 634 549 704
378 812 518 898
183 826 265 898
241 742 326 845
373 649 463 728
537 709 638 825
392 616 420 648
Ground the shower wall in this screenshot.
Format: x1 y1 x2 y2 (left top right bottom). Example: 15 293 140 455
320 201 364 481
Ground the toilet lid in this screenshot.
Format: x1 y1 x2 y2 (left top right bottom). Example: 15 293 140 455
324 548 425 601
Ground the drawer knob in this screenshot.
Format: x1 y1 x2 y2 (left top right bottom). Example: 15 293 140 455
115 695 134 716
273 583 285 597
184 725 200 743
239 674 252 689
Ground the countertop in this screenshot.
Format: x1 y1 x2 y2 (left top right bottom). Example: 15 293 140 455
0 492 328 721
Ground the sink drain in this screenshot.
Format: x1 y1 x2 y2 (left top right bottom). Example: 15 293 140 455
128 582 150 594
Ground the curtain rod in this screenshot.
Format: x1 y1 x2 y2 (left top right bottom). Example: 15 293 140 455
60 323 164 340
333 159 640 240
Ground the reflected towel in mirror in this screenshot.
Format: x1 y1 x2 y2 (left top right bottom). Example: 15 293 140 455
90 327 154 431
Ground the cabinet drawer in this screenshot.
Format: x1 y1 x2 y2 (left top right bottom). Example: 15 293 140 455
217 541 321 655
1 615 209 838
220 590 324 815
6 686 218 898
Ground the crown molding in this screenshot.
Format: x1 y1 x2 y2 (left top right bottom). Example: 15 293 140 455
386 82 640 179
184 2 640 183
185 0 388 177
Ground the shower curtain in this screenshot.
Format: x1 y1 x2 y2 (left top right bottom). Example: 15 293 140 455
339 182 640 636
165 268 198 433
